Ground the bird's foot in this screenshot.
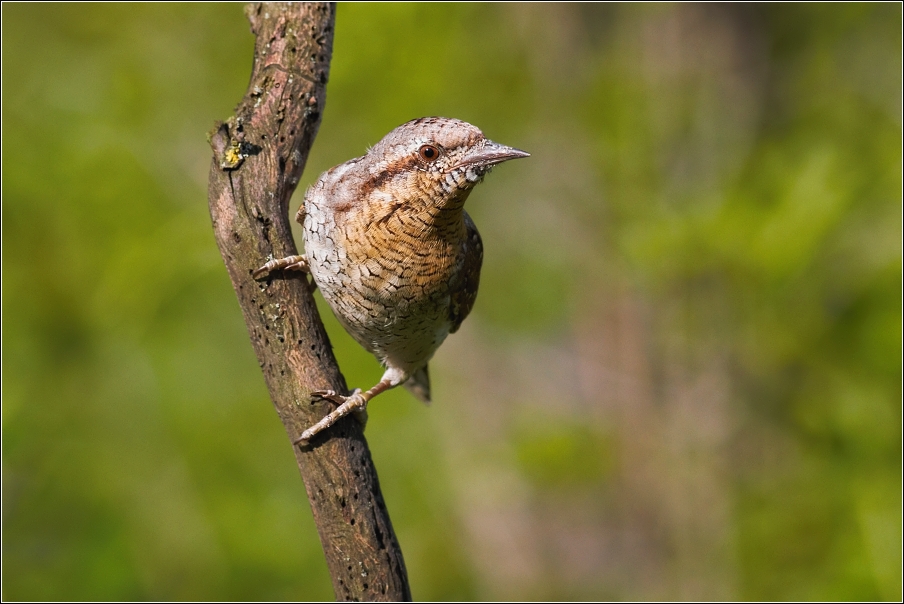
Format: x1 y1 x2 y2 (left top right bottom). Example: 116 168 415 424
252 254 309 279
294 389 369 444
310 389 346 405
313 389 370 428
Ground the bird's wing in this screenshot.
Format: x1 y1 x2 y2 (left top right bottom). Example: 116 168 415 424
449 211 483 334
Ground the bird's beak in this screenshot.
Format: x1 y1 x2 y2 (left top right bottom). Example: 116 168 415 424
456 140 530 169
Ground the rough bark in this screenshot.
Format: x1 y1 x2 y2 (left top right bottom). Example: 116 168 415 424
206 3 411 601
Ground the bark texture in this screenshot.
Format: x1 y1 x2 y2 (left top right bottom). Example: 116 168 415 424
206 3 411 601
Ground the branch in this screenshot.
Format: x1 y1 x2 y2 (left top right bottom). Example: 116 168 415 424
206 4 411 600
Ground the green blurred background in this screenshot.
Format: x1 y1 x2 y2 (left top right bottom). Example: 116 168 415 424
3 3 901 601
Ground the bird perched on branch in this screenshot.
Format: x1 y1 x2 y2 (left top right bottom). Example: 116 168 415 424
254 117 529 442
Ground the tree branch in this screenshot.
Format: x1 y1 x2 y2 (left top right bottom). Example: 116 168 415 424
206 3 411 600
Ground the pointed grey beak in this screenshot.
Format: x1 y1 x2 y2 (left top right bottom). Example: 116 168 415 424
456 140 530 170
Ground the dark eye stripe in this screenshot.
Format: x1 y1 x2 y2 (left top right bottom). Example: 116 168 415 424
361 154 421 195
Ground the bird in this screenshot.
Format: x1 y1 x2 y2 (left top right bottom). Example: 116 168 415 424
254 117 529 442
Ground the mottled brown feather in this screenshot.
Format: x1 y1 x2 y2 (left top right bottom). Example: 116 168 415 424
259 117 527 440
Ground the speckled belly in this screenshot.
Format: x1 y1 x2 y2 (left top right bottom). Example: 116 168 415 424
303 207 458 372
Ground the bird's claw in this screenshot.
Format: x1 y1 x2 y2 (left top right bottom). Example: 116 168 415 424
312 389 357 406
294 389 367 444
252 254 309 280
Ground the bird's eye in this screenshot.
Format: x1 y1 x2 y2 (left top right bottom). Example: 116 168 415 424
418 144 441 162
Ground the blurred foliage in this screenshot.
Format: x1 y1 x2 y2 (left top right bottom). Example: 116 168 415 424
2 3 901 601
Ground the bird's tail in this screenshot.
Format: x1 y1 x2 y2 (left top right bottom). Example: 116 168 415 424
404 364 431 404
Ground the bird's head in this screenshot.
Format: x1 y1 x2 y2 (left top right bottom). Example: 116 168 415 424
364 117 529 210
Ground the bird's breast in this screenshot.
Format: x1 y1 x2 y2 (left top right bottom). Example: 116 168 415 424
303 196 467 366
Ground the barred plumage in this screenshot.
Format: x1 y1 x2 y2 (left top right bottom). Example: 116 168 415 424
256 117 528 442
